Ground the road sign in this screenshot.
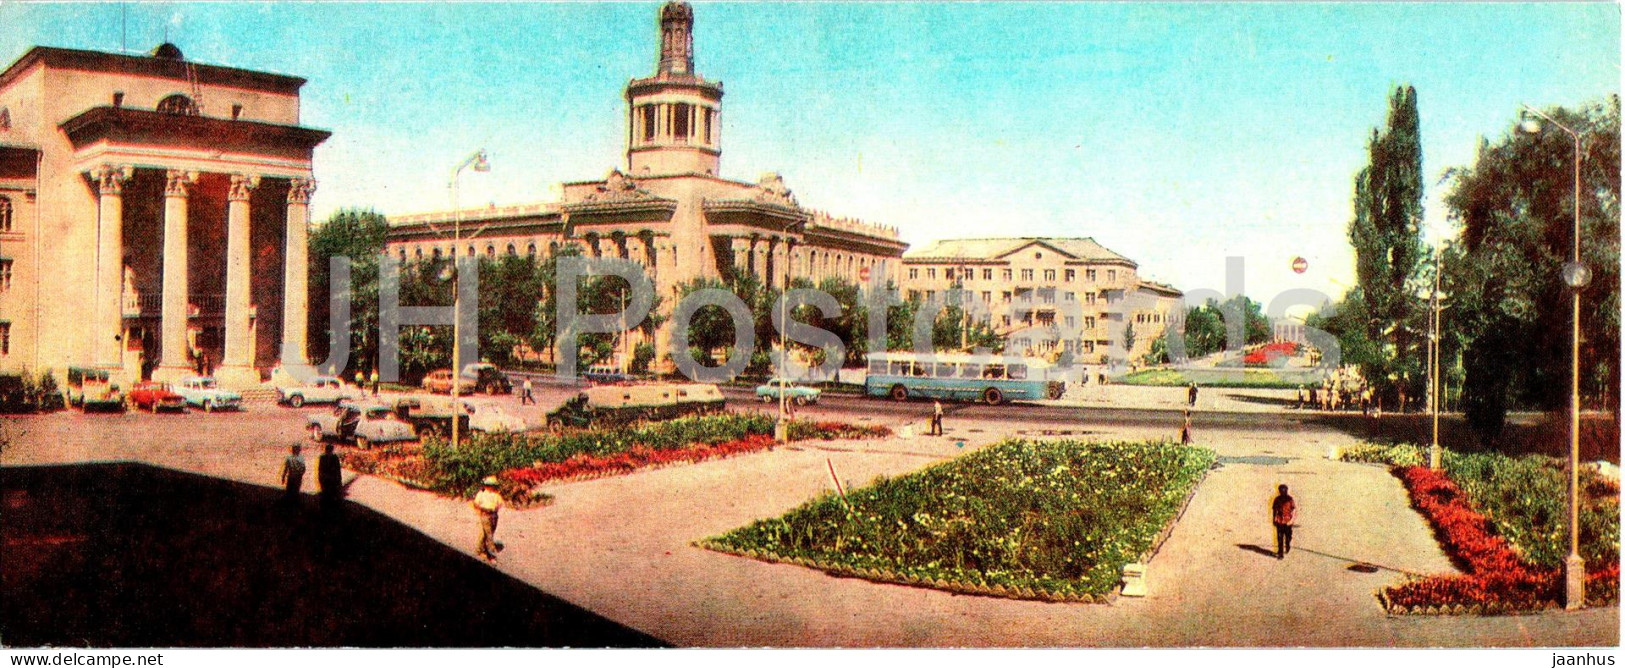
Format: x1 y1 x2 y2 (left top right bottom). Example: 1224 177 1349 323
1291 257 1309 274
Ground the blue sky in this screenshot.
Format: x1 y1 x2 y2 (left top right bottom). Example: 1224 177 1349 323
3 2 1618 309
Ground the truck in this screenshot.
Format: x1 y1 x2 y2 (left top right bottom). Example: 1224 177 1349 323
546 382 725 430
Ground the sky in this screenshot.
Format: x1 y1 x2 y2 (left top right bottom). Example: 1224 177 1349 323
2 2 1618 312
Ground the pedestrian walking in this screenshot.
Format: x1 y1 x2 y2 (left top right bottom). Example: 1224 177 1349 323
1187 382 1199 407
1271 484 1296 559
929 400 945 436
1180 409 1193 445
369 368 380 396
473 476 505 561
317 443 343 512
520 378 535 406
279 444 306 505
1296 385 1305 410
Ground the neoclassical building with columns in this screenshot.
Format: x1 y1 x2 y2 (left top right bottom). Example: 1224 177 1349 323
385 1 906 364
0 43 328 387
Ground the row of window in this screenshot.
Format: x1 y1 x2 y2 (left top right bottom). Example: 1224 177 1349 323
907 266 1118 285
908 288 1107 305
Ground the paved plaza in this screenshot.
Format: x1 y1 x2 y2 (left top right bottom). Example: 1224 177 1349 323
1 391 1617 647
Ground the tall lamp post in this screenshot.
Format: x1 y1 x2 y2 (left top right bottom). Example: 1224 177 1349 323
449 149 491 451
1520 104 1589 610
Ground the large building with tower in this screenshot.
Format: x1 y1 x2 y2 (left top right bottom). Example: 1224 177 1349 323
0 43 328 386
384 1 908 364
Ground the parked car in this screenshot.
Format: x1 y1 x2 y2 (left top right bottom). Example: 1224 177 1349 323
464 400 526 433
306 401 418 449
175 376 242 412
756 378 822 406
547 382 725 430
277 376 362 408
126 381 187 413
461 363 513 395
66 366 124 412
391 395 473 439
422 369 478 395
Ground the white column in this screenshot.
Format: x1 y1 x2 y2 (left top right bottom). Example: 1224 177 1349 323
155 170 198 381
282 178 314 366
92 164 133 368
218 174 261 385
731 237 750 274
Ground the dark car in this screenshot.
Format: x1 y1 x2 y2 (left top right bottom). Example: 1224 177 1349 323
461 363 512 395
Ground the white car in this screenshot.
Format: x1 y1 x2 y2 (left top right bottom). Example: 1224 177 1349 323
278 376 362 408
307 401 418 449
175 376 242 412
464 400 526 433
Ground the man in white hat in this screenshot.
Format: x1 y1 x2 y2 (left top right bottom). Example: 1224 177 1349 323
472 476 505 562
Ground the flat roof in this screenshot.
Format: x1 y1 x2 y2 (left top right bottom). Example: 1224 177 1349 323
0 46 306 95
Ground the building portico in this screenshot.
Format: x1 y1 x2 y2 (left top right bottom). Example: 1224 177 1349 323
0 43 329 388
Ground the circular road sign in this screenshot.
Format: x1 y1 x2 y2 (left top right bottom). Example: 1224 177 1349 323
1291 257 1309 274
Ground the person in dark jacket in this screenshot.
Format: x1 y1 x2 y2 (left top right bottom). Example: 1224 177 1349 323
1272 484 1296 559
318 443 343 511
1187 382 1199 407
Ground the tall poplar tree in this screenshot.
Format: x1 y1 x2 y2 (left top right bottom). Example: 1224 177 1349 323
1348 85 1427 406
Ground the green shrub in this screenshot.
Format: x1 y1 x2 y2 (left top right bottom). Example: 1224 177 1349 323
1338 441 1425 467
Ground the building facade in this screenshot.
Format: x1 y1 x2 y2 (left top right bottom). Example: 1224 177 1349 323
384 2 906 365
0 44 329 386
900 238 1182 364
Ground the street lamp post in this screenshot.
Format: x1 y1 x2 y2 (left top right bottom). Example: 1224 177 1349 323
1520 104 1589 610
775 243 789 443
449 149 490 451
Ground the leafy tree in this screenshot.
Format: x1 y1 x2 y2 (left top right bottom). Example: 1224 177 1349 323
307 208 389 378
1348 85 1428 406
1123 323 1137 356
1179 296 1269 359
1442 97 1621 436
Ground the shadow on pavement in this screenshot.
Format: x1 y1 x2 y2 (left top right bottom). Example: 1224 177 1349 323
1 463 664 648
1306 411 1619 464
1235 543 1279 559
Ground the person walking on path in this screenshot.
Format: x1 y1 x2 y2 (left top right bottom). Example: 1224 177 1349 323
1271 484 1296 559
929 400 944 436
520 378 535 406
473 476 505 562
1187 382 1199 407
317 443 343 512
1180 409 1193 445
1296 385 1305 410
279 444 306 505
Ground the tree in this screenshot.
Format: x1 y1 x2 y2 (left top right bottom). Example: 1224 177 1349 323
1348 85 1428 406
1442 97 1621 436
1179 296 1269 360
307 208 389 378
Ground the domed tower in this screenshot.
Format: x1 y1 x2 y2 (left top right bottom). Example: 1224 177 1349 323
625 1 723 176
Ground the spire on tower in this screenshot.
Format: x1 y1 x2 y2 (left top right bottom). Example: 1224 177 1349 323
658 1 694 75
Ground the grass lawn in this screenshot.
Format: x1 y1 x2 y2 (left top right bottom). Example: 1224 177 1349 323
1118 367 1324 389
699 439 1214 602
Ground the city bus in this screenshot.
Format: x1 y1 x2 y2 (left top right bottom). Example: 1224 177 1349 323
863 352 1064 405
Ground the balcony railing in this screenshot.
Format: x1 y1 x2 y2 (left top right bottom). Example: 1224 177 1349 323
122 292 227 318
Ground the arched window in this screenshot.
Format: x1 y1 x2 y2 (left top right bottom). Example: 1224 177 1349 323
485 244 495 258
156 94 198 116
397 248 406 262
433 248 442 259
0 196 11 233
506 243 516 256
467 244 476 257
547 241 558 256
415 247 424 260
527 243 537 257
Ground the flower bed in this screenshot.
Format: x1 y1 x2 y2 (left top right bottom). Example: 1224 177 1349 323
699 439 1214 602
1338 443 1620 613
344 413 889 502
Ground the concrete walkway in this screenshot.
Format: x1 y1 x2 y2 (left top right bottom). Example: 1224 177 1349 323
2 409 1615 646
